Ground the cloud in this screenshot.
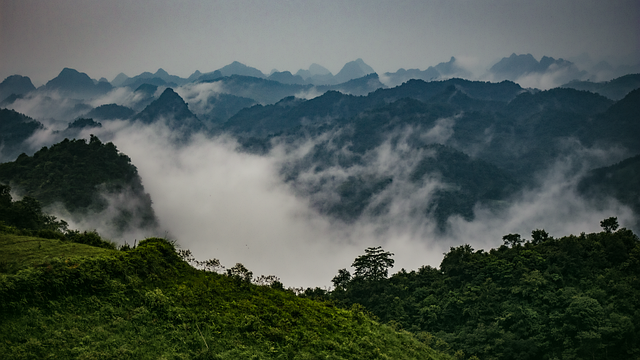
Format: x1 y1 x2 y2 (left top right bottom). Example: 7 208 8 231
11 114 636 289
6 91 88 126
294 87 324 100
87 87 156 111
174 82 225 117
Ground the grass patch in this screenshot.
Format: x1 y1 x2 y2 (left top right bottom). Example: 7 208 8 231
0 233 115 273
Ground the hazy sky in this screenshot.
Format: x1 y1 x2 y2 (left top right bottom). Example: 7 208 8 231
1 0 639 86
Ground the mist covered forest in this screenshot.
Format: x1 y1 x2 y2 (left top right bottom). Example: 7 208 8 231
1 55 639 359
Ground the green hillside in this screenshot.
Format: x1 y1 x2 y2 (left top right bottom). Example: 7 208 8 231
0 135 158 234
319 219 640 360
0 232 452 360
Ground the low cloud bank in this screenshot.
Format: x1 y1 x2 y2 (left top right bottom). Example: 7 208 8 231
11 110 634 288
74 121 632 288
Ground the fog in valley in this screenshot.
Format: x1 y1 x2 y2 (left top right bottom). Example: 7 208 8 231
2 83 634 287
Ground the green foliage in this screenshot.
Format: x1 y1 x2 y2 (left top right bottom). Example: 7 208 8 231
0 136 157 232
600 217 619 233
0 235 451 360
0 184 68 233
329 221 640 360
352 246 395 281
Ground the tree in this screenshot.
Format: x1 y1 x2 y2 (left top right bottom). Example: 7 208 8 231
332 268 352 290
502 233 522 247
600 217 619 233
531 229 549 245
352 246 394 281
226 263 253 283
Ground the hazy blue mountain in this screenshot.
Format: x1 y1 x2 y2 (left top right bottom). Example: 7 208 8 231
186 70 203 82
369 78 525 103
268 71 306 85
43 68 113 98
84 104 136 120
561 73 640 100
124 77 172 89
121 68 188 88
295 63 335 85
578 154 640 229
224 90 373 137
216 61 265 78
196 70 223 82
433 56 472 78
489 53 542 80
134 83 158 96
179 89 257 127
0 108 44 162
309 63 332 76
200 75 311 104
382 67 440 87
317 73 386 96
58 118 103 139
134 88 203 134
580 88 640 153
67 117 102 129
295 63 332 80
111 72 129 86
0 75 36 102
489 53 586 82
225 77 639 211
333 58 376 84
0 94 24 107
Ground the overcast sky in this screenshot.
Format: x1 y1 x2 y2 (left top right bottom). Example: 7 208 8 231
1 0 639 86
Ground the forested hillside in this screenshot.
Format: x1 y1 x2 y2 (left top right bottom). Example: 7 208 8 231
0 136 157 235
0 232 451 359
312 219 640 360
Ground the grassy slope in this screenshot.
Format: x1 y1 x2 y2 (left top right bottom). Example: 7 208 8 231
0 232 115 273
0 235 451 360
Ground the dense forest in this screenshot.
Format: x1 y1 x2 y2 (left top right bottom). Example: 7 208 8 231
0 197 451 359
1 184 637 359
300 220 640 360
0 136 158 235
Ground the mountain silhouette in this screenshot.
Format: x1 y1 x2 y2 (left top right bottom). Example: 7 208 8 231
333 58 376 84
85 104 136 120
0 75 36 101
43 68 112 98
490 53 585 82
134 88 203 133
216 61 265 78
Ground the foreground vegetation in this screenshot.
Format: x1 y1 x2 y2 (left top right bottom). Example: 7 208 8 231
314 219 640 360
0 234 450 359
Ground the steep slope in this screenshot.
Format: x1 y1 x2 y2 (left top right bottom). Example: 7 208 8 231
0 235 452 360
134 87 204 134
578 154 640 227
561 73 640 100
0 75 36 102
325 224 640 360
43 68 113 98
84 103 136 120
0 108 44 162
333 58 376 84
0 136 158 235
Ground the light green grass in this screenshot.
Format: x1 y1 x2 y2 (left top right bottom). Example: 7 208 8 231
0 233 115 273
0 237 453 359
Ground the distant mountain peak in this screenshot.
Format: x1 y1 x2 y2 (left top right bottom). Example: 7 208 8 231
155 68 169 77
134 88 203 134
334 59 376 84
44 68 112 98
0 75 36 101
217 61 265 78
